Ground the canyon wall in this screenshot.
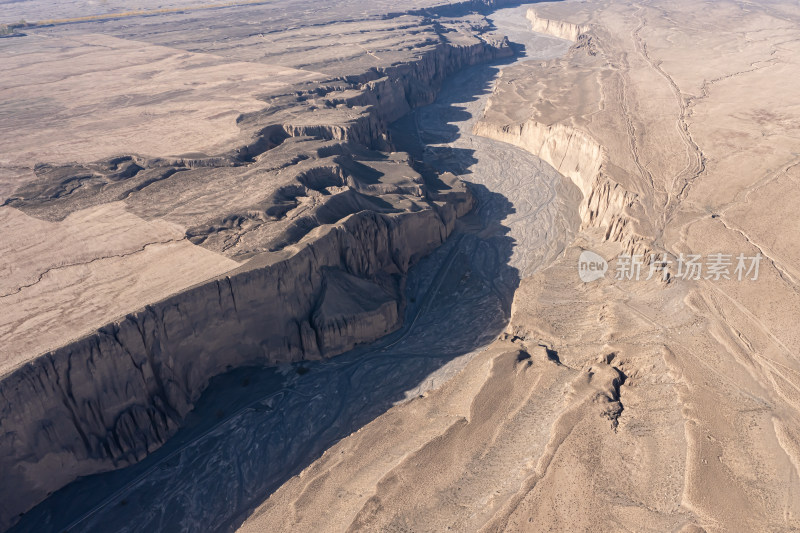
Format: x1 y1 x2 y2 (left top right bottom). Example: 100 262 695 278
474 9 645 254
472 120 640 251
0 31 505 529
0 206 468 528
526 8 589 42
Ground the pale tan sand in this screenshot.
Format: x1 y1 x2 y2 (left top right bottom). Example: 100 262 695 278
0 33 321 169
2 0 799 529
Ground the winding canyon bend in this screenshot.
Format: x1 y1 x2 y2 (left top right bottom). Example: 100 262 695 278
2 0 800 531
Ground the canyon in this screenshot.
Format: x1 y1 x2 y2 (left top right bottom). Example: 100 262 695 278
0 2 510 527
2 0 800 531
238 1 800 531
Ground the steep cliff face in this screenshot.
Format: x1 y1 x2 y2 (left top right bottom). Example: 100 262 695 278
0 18 500 530
238 36 514 154
471 120 640 252
0 205 472 527
473 9 646 255
526 8 589 42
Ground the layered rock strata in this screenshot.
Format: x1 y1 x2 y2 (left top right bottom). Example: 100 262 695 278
475 7 646 255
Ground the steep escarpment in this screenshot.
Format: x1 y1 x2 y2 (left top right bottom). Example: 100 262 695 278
526 8 588 42
5 36 510 223
473 118 641 253
235 33 514 153
0 203 471 528
474 10 646 255
0 13 507 529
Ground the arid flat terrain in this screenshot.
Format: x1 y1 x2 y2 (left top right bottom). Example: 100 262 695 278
2 0 800 531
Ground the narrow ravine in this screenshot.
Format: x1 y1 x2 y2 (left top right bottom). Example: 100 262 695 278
11 6 577 532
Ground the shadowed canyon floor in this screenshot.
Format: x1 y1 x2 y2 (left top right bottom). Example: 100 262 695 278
3 0 800 531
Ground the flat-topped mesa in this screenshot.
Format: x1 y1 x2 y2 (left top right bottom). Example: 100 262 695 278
0 19 514 529
526 8 589 42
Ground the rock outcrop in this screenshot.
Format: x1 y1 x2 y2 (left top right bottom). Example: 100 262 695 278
474 9 646 255
0 204 471 527
472 119 640 252
525 8 589 42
